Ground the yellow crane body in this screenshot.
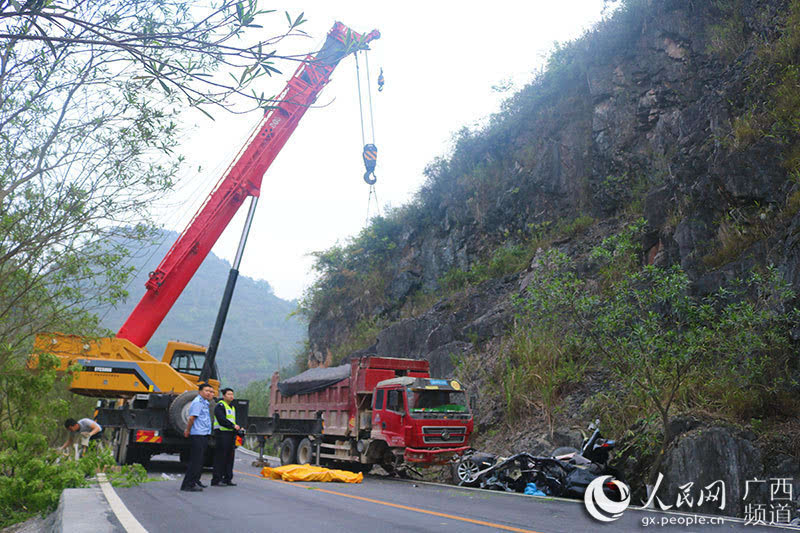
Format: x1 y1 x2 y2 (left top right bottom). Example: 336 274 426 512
32 333 220 398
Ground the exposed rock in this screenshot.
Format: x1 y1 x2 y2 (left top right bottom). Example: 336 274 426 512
385 270 421 304
305 1 800 516
656 420 800 518
427 341 472 379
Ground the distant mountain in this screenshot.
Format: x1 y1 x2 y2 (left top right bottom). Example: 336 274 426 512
100 229 306 388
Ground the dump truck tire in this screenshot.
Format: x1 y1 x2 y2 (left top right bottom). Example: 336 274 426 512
297 438 314 465
279 437 299 465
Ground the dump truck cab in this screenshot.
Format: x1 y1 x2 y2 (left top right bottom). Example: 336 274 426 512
372 376 472 464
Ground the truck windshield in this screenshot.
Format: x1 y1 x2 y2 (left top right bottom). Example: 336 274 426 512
407 389 468 413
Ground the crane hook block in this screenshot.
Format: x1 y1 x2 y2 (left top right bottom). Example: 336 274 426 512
363 144 378 185
378 68 384 92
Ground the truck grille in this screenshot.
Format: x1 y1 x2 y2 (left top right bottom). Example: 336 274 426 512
422 426 467 444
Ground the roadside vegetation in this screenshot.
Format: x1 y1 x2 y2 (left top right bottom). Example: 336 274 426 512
508 220 798 481
296 0 800 495
0 0 310 527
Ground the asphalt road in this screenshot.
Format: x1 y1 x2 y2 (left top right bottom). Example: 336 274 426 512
114 450 794 533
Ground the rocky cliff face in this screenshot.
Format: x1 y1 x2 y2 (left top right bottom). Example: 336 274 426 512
305 0 800 515
312 0 796 362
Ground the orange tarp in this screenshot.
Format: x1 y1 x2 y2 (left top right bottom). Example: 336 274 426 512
261 464 363 483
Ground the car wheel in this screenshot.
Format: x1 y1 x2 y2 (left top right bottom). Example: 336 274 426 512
452 456 481 486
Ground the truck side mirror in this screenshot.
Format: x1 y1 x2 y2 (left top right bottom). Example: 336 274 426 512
469 394 476 412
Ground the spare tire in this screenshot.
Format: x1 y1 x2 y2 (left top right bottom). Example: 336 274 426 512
169 391 198 432
169 391 216 433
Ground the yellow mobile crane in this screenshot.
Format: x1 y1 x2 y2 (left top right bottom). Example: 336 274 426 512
31 22 380 465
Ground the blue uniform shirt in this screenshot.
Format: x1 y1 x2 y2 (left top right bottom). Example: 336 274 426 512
188 395 211 435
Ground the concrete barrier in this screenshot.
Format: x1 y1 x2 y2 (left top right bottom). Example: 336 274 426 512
51 485 124 533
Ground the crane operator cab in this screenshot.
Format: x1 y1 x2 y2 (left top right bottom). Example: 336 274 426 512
163 341 219 383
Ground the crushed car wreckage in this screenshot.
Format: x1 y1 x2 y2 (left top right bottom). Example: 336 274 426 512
451 421 624 500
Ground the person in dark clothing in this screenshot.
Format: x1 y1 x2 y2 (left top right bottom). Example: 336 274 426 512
211 387 241 486
180 382 215 492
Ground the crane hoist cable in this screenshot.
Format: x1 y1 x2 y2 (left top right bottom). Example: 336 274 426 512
355 51 378 188
366 183 380 226
355 50 382 223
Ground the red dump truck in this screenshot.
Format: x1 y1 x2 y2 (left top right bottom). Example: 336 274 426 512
249 356 472 474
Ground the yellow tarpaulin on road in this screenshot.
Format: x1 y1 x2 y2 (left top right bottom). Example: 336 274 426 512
261 464 364 483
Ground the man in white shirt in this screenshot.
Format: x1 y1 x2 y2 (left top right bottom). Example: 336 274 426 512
61 417 103 458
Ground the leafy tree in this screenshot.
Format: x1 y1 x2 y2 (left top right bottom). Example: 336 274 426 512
0 1 309 525
0 0 308 376
240 378 269 416
519 221 798 480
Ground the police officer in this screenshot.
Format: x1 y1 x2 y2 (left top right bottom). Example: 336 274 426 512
211 387 241 486
180 382 215 492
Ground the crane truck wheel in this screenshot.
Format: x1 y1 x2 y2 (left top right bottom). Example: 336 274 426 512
296 438 314 465
279 437 299 465
114 428 130 465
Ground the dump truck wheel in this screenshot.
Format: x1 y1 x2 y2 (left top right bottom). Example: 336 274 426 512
168 391 198 432
279 437 299 465
296 438 314 465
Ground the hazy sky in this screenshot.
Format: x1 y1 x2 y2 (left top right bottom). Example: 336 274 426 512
145 1 615 302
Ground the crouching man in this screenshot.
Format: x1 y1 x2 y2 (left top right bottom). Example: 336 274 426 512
61 417 103 458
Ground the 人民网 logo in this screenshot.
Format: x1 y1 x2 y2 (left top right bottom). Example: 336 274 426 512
584 475 631 522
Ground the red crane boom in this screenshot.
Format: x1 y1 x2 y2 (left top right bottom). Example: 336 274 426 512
117 22 380 347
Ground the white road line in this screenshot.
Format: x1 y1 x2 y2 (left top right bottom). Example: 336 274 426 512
96 473 148 533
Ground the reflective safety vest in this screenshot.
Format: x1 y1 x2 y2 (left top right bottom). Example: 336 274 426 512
214 400 236 431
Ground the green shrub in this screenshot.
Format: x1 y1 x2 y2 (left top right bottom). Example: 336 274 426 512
487 244 531 278
0 436 134 527
519 222 799 481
